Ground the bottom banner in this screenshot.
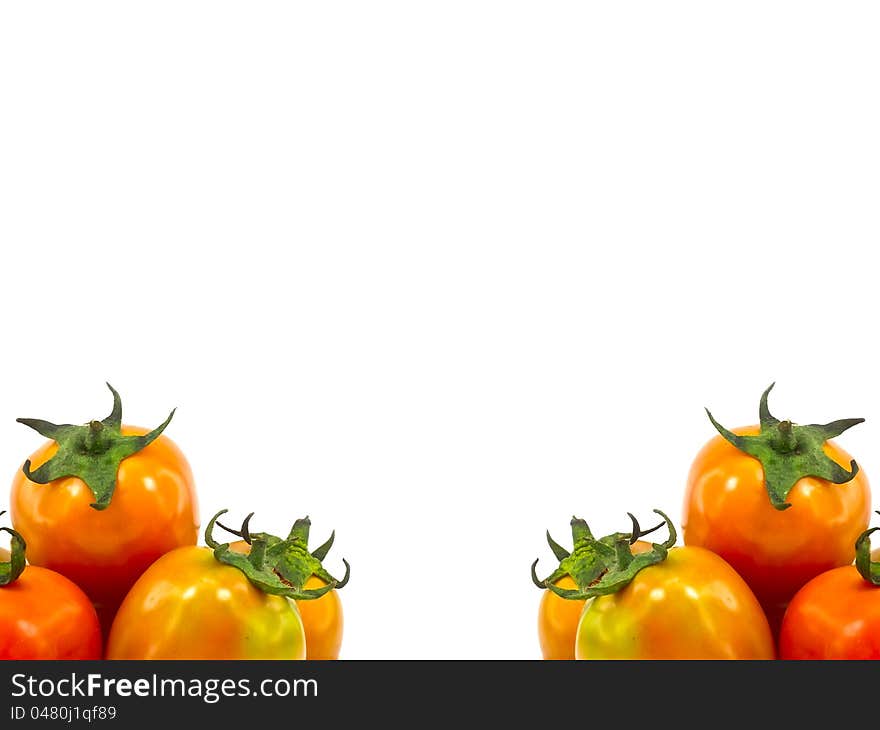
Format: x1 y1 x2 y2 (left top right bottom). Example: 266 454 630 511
0 660 868 725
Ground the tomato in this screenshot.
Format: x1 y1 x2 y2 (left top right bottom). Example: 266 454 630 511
575 545 774 659
533 512 671 660
10 386 198 630
779 566 880 659
225 512 349 660
296 576 344 660
228 543 345 660
683 385 870 606
107 510 349 660
538 575 584 660
1 566 103 660
0 516 101 659
780 515 880 659
106 546 307 659
536 511 773 659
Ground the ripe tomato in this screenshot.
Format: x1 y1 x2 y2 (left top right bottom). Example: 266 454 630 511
779 515 880 659
533 513 669 660
296 576 344 660
228 544 344 660
538 575 583 660
225 512 348 660
0 516 102 659
106 545 307 659
683 385 870 606
10 385 198 630
107 510 348 660
576 545 773 659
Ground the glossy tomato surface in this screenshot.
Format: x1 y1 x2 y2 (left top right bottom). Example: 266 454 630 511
575 546 774 659
0 565 102 659
106 546 306 660
228 540 343 660
11 426 199 628
683 427 870 605
780 565 880 659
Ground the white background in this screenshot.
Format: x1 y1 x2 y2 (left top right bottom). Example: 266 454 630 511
0 3 877 659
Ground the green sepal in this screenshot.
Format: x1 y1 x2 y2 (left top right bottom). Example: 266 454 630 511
706 383 863 511
0 511 27 587
17 384 175 510
532 509 676 601
855 511 880 586
205 509 350 601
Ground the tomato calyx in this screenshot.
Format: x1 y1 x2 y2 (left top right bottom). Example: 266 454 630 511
855 511 880 586
531 509 676 601
205 509 350 601
16 383 175 511
705 383 863 511
0 511 27 587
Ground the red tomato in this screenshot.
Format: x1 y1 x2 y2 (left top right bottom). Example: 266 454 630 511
0 515 101 659
780 514 880 659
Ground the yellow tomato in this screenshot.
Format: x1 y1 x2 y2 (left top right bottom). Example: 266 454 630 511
106 546 306 660
227 541 344 660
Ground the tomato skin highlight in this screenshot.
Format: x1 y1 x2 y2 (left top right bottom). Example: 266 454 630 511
575 546 775 659
683 427 871 605
780 565 880 659
106 546 306 660
0 565 102 659
10 426 199 630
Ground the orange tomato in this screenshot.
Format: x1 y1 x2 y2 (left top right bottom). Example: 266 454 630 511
106 546 306 660
538 541 653 660
576 546 774 659
298 576 344 660
11 425 198 629
684 426 870 605
0 520 101 660
538 575 583 660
